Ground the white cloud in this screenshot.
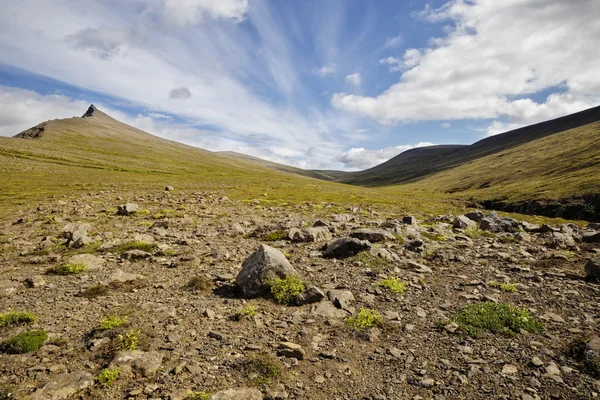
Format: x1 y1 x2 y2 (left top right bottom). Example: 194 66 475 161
345 73 361 86
169 87 192 99
313 65 337 77
161 0 249 26
65 26 135 60
441 122 451 129
383 34 403 49
335 142 435 170
335 0 600 132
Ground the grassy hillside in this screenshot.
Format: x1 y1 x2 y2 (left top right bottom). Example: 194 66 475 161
337 105 600 187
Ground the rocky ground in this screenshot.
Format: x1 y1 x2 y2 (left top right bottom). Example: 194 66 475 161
1 187 599 400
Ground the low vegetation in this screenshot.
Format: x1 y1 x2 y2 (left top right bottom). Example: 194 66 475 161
347 308 383 331
94 368 121 387
488 281 517 293
1 330 47 354
77 284 109 299
115 330 142 351
184 391 211 400
0 310 37 328
233 305 258 320
376 278 407 294
99 315 128 330
421 231 447 241
46 262 87 275
263 230 287 242
464 228 496 239
351 251 388 271
452 302 543 338
244 354 282 385
270 276 305 304
184 275 212 292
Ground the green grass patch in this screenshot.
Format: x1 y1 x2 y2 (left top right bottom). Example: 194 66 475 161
244 354 282 385
115 330 141 351
1 330 47 354
109 241 157 254
347 308 383 331
452 302 543 338
270 276 305 304
46 262 87 275
488 282 517 293
376 278 407 294
350 251 388 271
263 230 287 242
0 310 37 328
233 305 258 320
421 231 447 241
99 315 128 330
94 368 121 387
464 228 496 239
185 391 211 400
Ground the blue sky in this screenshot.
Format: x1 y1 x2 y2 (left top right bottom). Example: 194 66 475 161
0 0 599 170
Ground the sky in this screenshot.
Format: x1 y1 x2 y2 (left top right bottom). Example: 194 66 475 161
0 0 599 170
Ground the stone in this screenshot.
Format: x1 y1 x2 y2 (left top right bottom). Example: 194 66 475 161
30 371 94 400
419 378 435 388
349 229 394 242
288 227 332 242
62 222 93 248
67 254 105 270
24 275 46 288
266 384 288 400
521 221 541 232
165 185 174 191
328 290 355 314
108 269 145 284
278 342 305 360
110 350 163 377
0 280 19 297
582 231 600 243
585 258 600 282
117 203 139 216
295 286 325 305
406 260 433 273
322 237 371 259
453 215 477 230
310 301 349 319
211 388 263 400
369 246 401 262
531 356 544 367
121 249 152 260
465 211 485 222
235 244 300 298
402 216 417 225
502 364 518 375
550 232 577 249
545 362 561 376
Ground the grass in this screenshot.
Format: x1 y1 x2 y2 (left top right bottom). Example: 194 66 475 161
0 387 14 400
421 231 447 241
108 241 157 254
0 310 37 328
233 305 258 320
1 330 47 353
46 262 87 275
347 308 383 331
185 392 211 400
77 284 109 299
451 302 543 338
270 276 305 304
244 354 282 385
99 315 128 330
115 330 141 351
464 228 496 239
263 230 287 242
376 278 407 294
95 368 121 387
488 282 517 293
184 275 212 292
350 251 388 272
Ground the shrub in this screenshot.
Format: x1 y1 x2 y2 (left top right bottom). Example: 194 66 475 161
115 330 141 350
270 276 305 305
184 276 212 292
185 391 211 400
77 284 109 299
244 354 281 384
99 315 128 330
452 302 543 338
0 310 37 328
347 308 383 331
94 368 121 387
263 230 287 242
1 330 47 354
376 278 407 294
46 262 87 275
233 305 258 320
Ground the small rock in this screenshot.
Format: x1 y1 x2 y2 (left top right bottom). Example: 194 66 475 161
110 350 163 377
121 249 152 260
30 371 94 400
322 237 371 259
211 388 263 400
349 229 394 243
278 342 305 360
295 286 325 305
117 203 139 216
24 275 46 288
419 378 435 388
402 216 417 225
585 257 600 282
502 364 518 375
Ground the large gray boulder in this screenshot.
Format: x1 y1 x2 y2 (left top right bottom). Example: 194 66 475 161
453 216 477 230
288 227 332 242
62 222 93 248
117 203 139 216
30 371 94 400
236 244 300 298
323 237 371 259
212 388 263 400
585 258 600 282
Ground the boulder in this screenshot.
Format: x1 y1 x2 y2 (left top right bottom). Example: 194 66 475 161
109 269 145 284
110 350 163 377
402 216 417 225
328 290 355 314
310 301 349 319
0 280 19 297
295 286 325 305
278 342 305 360
288 227 332 242
549 232 577 249
521 221 541 233
67 254 105 270
212 388 263 400
235 244 300 298
583 231 600 243
465 211 484 222
349 229 394 242
323 237 371 259
117 203 139 216
24 275 46 288
121 249 152 260
30 371 94 400
585 258 600 282
369 246 401 262
453 216 477 230
62 222 93 248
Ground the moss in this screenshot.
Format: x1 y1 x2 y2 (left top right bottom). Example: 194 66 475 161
184 275 212 292
488 282 517 293
99 315 128 330
233 305 258 320
109 241 157 254
244 354 281 385
464 228 496 239
77 284 109 299
46 262 87 275
263 230 287 242
115 330 141 350
347 308 383 331
94 368 121 387
350 251 388 272
270 276 305 305
452 302 543 338
376 278 407 294
185 391 211 400
163 249 178 257
0 310 37 328
1 330 47 354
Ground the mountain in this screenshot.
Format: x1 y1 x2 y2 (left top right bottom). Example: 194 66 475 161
335 105 600 187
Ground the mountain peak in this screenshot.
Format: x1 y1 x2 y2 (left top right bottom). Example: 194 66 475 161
82 104 98 118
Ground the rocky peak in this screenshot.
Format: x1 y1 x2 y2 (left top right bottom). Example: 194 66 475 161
82 104 98 118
